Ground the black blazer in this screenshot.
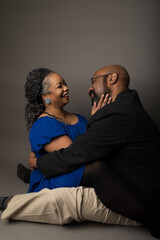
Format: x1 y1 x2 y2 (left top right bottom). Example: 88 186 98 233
37 89 160 208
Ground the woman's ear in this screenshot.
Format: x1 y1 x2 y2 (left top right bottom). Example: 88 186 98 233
109 73 118 85
42 94 46 101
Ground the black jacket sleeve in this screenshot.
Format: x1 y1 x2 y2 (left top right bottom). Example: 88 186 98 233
37 114 126 178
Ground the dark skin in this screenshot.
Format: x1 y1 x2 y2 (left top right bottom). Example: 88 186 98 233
28 93 111 168
89 64 129 102
28 64 128 169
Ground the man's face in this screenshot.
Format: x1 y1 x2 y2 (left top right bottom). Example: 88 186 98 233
88 73 111 106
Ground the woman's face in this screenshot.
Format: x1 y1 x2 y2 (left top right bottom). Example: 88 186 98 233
43 73 69 108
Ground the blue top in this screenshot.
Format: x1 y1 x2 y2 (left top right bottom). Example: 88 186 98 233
28 114 87 193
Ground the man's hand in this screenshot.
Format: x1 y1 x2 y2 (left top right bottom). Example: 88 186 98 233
28 151 38 169
91 94 112 115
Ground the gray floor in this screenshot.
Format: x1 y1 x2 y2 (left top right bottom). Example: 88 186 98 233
0 165 156 240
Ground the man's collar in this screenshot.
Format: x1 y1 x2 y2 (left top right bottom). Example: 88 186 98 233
115 89 132 101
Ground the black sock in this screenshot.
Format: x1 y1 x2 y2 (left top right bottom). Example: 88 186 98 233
150 219 160 239
0 196 12 210
17 163 32 183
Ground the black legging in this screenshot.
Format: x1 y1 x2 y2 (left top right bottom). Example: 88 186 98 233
81 161 158 228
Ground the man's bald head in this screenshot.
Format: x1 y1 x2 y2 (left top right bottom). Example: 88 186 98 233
94 64 130 88
88 65 130 104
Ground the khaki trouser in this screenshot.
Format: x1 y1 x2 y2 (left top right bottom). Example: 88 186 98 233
2 187 141 226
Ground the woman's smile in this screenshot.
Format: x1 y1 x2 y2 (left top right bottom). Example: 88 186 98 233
62 92 69 100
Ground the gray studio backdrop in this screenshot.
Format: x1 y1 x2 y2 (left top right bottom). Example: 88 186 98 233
1 0 160 177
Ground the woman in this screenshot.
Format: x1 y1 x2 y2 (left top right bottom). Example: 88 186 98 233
17 67 110 192
21 67 90 192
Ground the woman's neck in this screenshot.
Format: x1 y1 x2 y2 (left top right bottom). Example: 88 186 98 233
44 106 67 119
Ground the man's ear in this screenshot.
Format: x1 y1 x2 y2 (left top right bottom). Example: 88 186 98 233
109 73 118 85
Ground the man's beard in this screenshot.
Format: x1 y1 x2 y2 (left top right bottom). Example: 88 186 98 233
89 89 109 106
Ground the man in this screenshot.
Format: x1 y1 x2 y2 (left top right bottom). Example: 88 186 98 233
28 64 160 238
1 64 160 238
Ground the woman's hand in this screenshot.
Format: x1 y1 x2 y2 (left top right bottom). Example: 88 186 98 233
91 94 111 116
28 151 38 169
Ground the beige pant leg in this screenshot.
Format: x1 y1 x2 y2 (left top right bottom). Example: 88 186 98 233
1 187 141 226
81 187 141 226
